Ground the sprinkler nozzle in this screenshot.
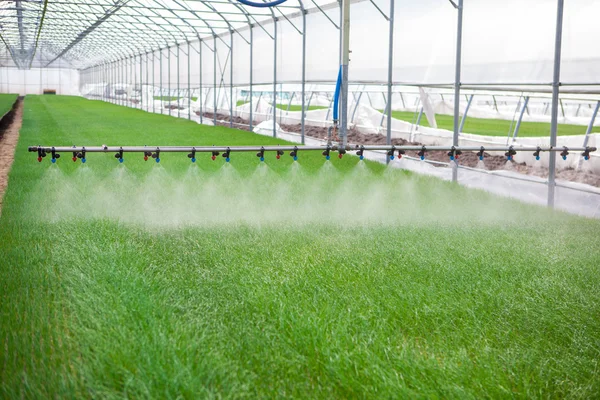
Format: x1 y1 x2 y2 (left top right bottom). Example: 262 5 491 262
51 147 60 163
417 146 427 161
505 146 517 161
188 148 196 162
151 148 160 163
476 146 485 161
387 146 395 160
115 147 124 163
222 148 231 162
144 151 151 161
533 146 541 161
37 147 46 163
582 146 594 161
322 146 331 160
338 148 346 159
356 146 365 160
276 149 284 160
560 146 569 161
290 146 298 161
256 147 265 162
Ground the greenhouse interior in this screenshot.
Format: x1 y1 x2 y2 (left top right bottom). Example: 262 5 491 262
1 0 599 397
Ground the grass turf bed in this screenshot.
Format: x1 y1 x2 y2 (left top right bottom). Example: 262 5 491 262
0 93 18 118
1 96 599 398
387 110 599 137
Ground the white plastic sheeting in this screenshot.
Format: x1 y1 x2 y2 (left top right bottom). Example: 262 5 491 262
0 67 80 95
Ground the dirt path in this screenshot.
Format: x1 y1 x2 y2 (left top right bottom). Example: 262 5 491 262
0 97 22 217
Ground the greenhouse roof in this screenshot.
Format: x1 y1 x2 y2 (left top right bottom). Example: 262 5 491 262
0 0 331 69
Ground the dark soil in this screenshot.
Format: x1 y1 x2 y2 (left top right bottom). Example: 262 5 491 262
203 114 600 187
0 97 22 216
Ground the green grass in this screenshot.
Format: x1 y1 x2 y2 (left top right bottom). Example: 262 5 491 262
154 96 198 101
0 93 18 117
386 110 599 137
1 95 600 398
236 100 327 112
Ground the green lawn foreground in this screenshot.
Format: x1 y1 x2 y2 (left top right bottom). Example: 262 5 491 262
1 95 599 398
0 93 18 117
388 110 599 137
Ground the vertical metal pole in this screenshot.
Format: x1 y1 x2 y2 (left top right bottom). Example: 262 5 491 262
301 9 306 144
249 28 253 131
230 31 233 128
160 49 163 111
177 45 180 118
188 41 191 120
199 39 203 124
152 51 155 114
168 46 172 116
139 54 142 109
577 100 600 169
458 94 474 133
340 0 350 148
511 96 530 143
213 36 217 126
273 18 277 137
548 0 564 209
416 107 424 126
452 0 464 182
386 0 395 162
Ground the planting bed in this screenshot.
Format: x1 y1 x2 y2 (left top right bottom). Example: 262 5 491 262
1 96 600 398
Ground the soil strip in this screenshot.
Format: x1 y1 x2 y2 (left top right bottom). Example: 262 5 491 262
199 113 600 188
0 97 23 217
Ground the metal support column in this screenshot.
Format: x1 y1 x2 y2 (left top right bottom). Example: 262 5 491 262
577 100 599 169
301 9 307 144
168 46 171 116
386 0 395 162
230 32 234 128
458 94 474 133
340 0 350 148
199 39 203 124
213 36 217 126
160 49 163 111
249 28 253 131
451 0 464 182
273 18 278 138
188 42 191 120
548 0 564 208
511 96 530 143
176 45 180 118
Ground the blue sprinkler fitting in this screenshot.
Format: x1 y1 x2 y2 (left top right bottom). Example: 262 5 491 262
191 157 196 163
450 155 455 161
82 158 86 163
536 155 540 161
326 155 330 160
293 156 298 161
260 157 264 162
479 156 484 161
360 155 364 160
155 157 160 163
226 157 230 162
119 158 124 163
51 158 56 163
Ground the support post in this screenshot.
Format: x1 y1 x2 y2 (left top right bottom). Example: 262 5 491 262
199 39 203 124
213 36 217 126
577 100 600 170
548 0 564 209
301 8 307 144
188 42 191 120
340 0 350 148
249 27 253 131
230 32 234 128
458 94 474 133
511 96 530 143
386 0 395 162
273 18 278 138
452 0 464 182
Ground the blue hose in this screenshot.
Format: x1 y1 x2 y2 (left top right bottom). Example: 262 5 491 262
237 0 288 7
333 66 342 121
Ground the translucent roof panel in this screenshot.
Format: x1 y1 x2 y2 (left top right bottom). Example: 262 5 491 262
0 0 313 69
